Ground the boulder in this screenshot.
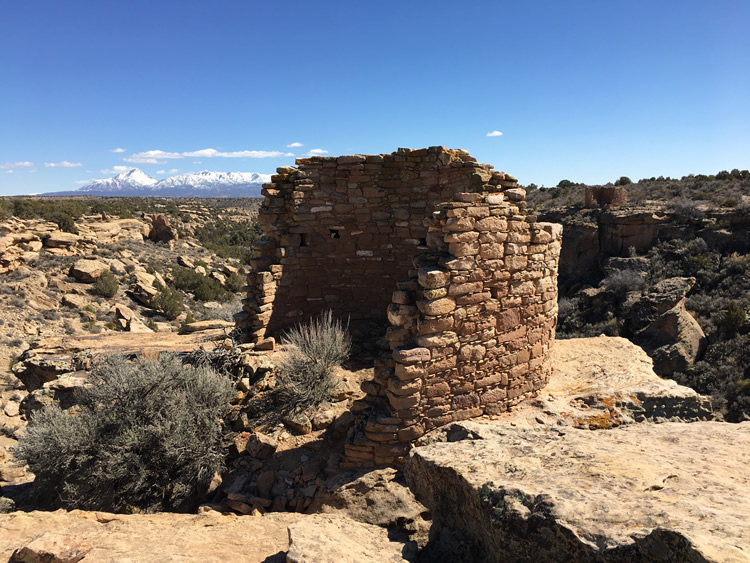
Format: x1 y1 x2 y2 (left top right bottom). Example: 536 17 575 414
44 231 79 248
148 215 177 243
69 259 108 282
312 467 430 547
627 277 697 332
628 277 707 375
177 255 194 268
635 303 708 376
61 294 87 309
287 513 409 563
407 421 750 562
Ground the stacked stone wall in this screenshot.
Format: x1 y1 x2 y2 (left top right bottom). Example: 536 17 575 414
236 147 519 343
585 185 628 207
343 190 561 467
234 147 562 468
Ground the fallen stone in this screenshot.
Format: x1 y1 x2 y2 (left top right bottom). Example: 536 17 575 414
246 432 278 460
284 412 312 435
312 409 335 430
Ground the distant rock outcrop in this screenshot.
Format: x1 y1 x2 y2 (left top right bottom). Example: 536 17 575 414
629 277 707 376
147 214 178 243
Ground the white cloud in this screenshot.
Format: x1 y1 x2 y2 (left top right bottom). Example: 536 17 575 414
168 168 179 174
110 147 126 153
6 170 13 174
486 130 503 137
287 142 303 148
76 180 91 185
101 165 132 175
304 148 328 156
0 161 34 169
44 161 82 168
29 169 37 174
124 148 293 163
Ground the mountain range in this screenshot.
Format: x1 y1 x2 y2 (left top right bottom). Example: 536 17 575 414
48 169 271 197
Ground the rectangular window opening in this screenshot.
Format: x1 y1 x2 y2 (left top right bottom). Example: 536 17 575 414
329 229 341 239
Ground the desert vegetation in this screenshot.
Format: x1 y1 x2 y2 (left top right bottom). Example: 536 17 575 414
13 353 234 512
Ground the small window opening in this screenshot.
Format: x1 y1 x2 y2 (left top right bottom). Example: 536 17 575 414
329 229 340 239
418 238 427 247
299 233 308 247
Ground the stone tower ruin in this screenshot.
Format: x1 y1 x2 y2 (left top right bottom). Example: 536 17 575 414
236 146 562 466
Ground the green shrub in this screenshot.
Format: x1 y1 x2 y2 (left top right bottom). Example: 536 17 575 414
152 283 184 320
171 266 232 302
721 302 747 335
224 271 245 293
93 269 119 298
614 176 632 186
13 354 233 513
195 219 262 264
275 311 351 412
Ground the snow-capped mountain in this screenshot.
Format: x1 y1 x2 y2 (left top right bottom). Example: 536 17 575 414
75 168 158 193
154 171 270 196
49 169 271 198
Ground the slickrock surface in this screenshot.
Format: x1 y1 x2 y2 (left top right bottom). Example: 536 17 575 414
286 513 410 563
1 510 410 563
504 335 713 429
1 510 301 562
407 420 750 562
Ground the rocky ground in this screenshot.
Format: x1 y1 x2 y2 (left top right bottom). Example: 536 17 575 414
0 196 746 561
3 335 742 562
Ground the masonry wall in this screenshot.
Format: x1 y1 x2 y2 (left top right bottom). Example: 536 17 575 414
236 147 520 343
235 147 562 469
343 190 562 467
585 185 627 207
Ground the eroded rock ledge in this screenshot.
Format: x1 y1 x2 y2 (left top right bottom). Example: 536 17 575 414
406 420 750 562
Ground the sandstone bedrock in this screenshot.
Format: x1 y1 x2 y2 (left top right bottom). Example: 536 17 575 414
407 420 749 562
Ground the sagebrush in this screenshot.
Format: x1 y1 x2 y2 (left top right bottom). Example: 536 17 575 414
274 310 351 413
13 353 233 512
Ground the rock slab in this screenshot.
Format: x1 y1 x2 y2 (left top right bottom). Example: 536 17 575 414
286 513 409 563
406 421 750 562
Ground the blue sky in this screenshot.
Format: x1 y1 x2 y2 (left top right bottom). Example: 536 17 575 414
1 0 748 195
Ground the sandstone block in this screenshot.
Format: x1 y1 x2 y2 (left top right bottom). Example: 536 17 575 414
387 390 421 411
394 364 427 381
388 377 422 397
393 347 431 363
504 187 526 202
449 241 480 257
415 331 458 348
445 217 476 232
418 315 455 334
417 297 456 316
418 266 451 289
476 216 508 232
